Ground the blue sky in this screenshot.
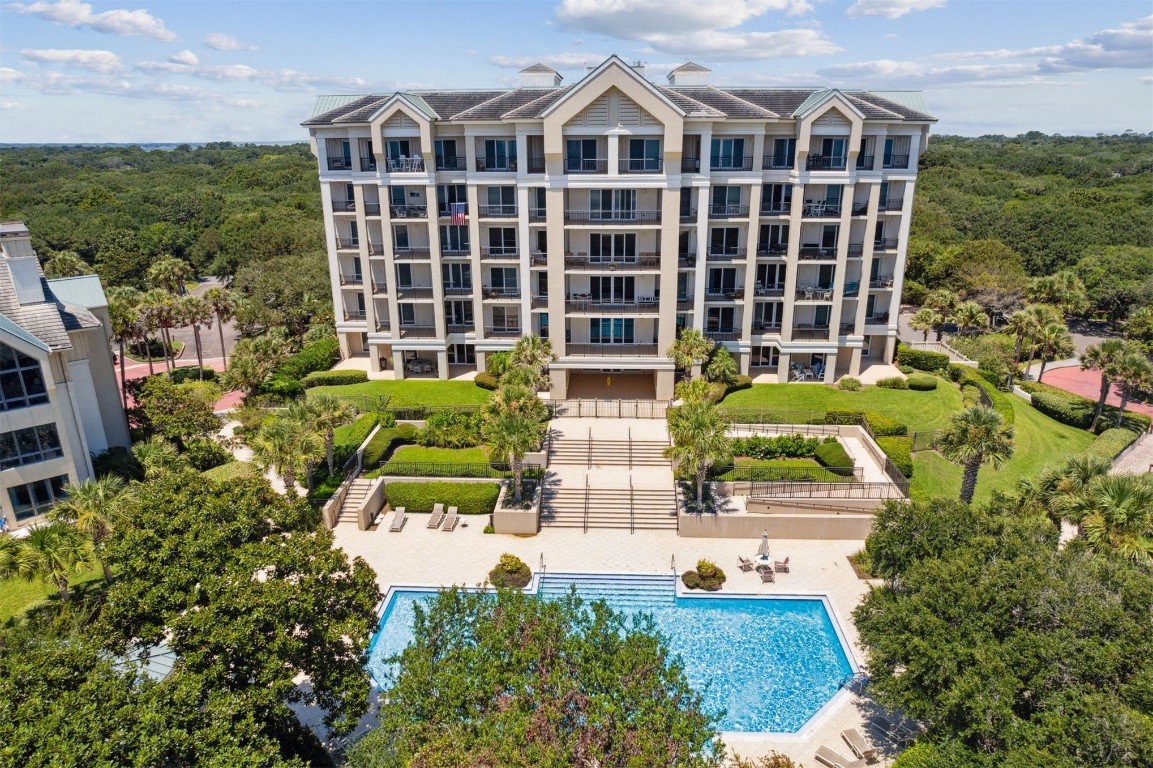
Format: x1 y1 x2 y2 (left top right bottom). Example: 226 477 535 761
1 0 1150 143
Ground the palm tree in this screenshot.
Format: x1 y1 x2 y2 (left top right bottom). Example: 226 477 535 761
938 406 1015 505
923 289 958 315
132 435 186 478
203 287 237 365
486 382 548 423
251 415 324 496
508 335 556 389
50 476 129 583
1058 475 1153 564
1017 454 1112 521
1022 304 1062 368
664 401 732 508
131 292 159 376
140 289 177 373
483 413 543 504
1004 310 1035 363
909 307 941 343
147 256 194 296
107 294 140 411
666 328 713 380
42 250 92 278
1112 352 1153 429
178 295 214 378
948 301 989 336
674 377 715 404
1080 339 1129 431
705 345 738 385
1 523 93 602
1034 322 1075 381
297 395 354 476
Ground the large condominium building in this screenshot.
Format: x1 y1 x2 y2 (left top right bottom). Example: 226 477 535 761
1 222 130 531
304 56 935 399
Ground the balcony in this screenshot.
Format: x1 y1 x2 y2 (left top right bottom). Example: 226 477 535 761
336 238 359 250
874 239 898 253
881 198 904 211
385 157 425 173
870 276 895 289
855 155 875 170
446 323 474 334
435 156 466 171
793 325 830 340
486 326 522 338
847 244 864 258
393 248 432 260
527 157 546 174
680 208 697 223
850 202 869 216
342 309 366 322
763 157 794 170
368 242 384 256
565 299 660 315
839 322 856 335
566 343 659 357
365 203 382 216
531 296 548 310
796 287 834 301
705 328 740 341
360 156 377 172
704 290 745 302
531 252 548 266
802 202 842 217
843 281 861 297
760 203 791 216
480 246 518 260
390 205 427 219
681 157 701 173
442 285 472 297
327 158 353 171
476 157 517 172
372 281 388 294
677 298 694 311
752 321 783 333
706 249 747 262
333 200 356 213
753 285 786 298
482 287 521 299
375 321 391 333
563 253 660 271
565 158 607 174
708 204 749 219
395 286 434 300
478 205 518 218
564 210 661 224
397 325 437 339
619 158 663 173
529 207 546 222
798 247 838 261
710 155 754 171
440 245 471 258
882 155 910 169
805 155 847 171
866 312 891 325
756 245 787 258
338 273 363 286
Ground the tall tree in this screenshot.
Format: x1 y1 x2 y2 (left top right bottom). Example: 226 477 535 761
50 475 130 583
1112 351 1153 428
909 307 941 342
300 395 356 476
1003 309 1035 363
665 401 732 508
178 294 214 377
1 522 93 602
938 406 1015 504
1079 339 1129 431
147 256 194 296
483 412 543 504
666 328 713 380
705 345 738 385
140 289 177 372
41 249 92 278
251 415 324 495
508 334 556 389
202 286 237 365
106 293 140 411
1034 321 1075 380
947 300 989 336
222 331 293 397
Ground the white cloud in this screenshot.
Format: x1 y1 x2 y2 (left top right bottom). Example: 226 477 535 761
1140 76 1153 85
169 49 198 66
488 52 610 69
845 0 946 20
641 28 841 60
0 101 25 109
134 57 367 93
203 32 257 51
21 48 123 73
7 0 175 40
0 67 26 82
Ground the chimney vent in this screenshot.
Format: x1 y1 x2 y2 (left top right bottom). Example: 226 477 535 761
667 62 711 87
518 63 563 87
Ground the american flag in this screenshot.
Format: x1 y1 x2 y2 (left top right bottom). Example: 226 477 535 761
450 202 467 225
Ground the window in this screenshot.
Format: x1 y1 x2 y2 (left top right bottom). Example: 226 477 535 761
857 137 874 169
535 230 548 255
444 301 473 326
487 228 517 255
491 306 520 331
536 271 548 297
711 186 742 215
626 138 660 171
482 139 516 171
485 187 516 215
762 183 792 214
878 181 890 208
384 140 412 161
752 345 780 366
758 224 789 252
538 313 549 338
531 188 546 218
874 221 886 245
709 228 740 255
347 220 359 246
392 224 409 250
448 344 476 364
814 305 832 326
677 272 689 299
710 137 746 169
679 188 693 218
590 276 635 303
707 268 737 294
565 139 599 172
8 475 68 521
821 224 839 251
1 343 48 411
442 263 472 289
399 303 416 325
356 293 366 313
439 225 470 253
754 301 783 327
706 307 735 331
0 424 63 469
589 189 636 220
589 233 636 262
590 318 634 344
823 185 843 208
883 137 910 167
395 263 413 288
436 184 467 216
821 138 847 162
676 314 688 333
756 263 785 289
770 138 795 169
434 139 459 170
678 231 693 257
489 267 518 292
817 264 836 290
326 139 352 169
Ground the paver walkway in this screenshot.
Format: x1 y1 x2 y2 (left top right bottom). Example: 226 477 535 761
1040 365 1153 419
1112 431 1153 475
115 356 244 412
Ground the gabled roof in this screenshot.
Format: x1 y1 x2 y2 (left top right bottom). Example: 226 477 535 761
46 275 107 309
538 55 687 119
791 89 865 120
653 86 725 118
0 312 51 353
669 62 711 74
666 87 775 119
520 63 558 74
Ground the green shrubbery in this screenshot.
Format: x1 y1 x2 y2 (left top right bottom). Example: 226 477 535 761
682 560 726 591
263 337 340 398
897 345 950 373
876 376 909 390
906 374 939 391
474 372 499 390
730 433 822 460
488 553 532 589
838 376 861 391
950 365 1016 426
725 374 753 395
166 366 217 385
1086 428 1141 460
1019 380 1151 433
814 440 854 469
824 409 909 436
876 436 914 478
362 424 418 466
330 413 381 466
182 438 232 471
302 369 368 388
202 461 259 482
417 411 485 448
384 481 500 514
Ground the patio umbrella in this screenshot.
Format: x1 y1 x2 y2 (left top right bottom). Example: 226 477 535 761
756 530 769 558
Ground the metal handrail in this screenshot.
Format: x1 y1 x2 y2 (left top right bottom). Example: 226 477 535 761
670 554 677 576
587 427 593 470
583 476 590 534
539 552 545 577
629 476 634 535
628 427 632 468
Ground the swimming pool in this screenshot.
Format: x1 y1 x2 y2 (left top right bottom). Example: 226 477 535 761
366 572 854 733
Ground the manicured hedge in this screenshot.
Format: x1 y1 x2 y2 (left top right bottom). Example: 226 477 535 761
897 345 950 373
725 375 753 395
331 413 380 466
1087 428 1140 460
814 440 853 469
276 337 340 381
384 481 501 514
362 424 418 467
731 433 822 460
876 376 909 390
905 374 938 391
824 409 909 436
876 436 914 478
1020 380 1152 434
302 369 368 388
951 365 1015 426
474 372 499 390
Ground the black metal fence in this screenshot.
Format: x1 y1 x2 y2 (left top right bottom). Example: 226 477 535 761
368 461 543 479
910 430 941 452
747 480 903 500
548 399 669 419
723 408 827 425
712 465 864 482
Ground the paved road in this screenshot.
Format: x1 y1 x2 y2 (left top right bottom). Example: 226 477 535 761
1112 432 1153 475
169 277 241 361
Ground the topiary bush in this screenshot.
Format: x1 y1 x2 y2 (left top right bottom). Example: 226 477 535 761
876 376 909 390
838 376 861 391
474 372 499 390
876 436 914 478
383 481 501 514
275 337 340 382
302 369 368 388
814 440 853 469
906 374 938 391
488 553 532 589
683 561 726 591
1086 428 1140 460
897 344 950 373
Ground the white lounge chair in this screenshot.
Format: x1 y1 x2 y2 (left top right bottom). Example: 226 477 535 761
814 744 867 768
441 506 460 532
841 728 876 761
388 507 407 532
427 503 445 529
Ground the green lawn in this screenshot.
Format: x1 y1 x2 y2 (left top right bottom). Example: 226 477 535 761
720 381 963 432
307 380 491 409
910 396 1096 503
386 445 491 465
0 567 103 623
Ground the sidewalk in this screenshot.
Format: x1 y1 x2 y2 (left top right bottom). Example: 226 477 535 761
115 355 244 412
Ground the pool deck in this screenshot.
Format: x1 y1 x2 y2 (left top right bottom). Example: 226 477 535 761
333 520 898 765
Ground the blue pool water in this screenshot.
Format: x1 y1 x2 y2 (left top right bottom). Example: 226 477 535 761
366 573 853 733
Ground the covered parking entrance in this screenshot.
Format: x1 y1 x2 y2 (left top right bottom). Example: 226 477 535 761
566 371 657 400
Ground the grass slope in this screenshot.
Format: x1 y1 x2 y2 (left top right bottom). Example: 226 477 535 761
721 382 963 432
386 446 491 465
307 380 491 409
0 567 103 623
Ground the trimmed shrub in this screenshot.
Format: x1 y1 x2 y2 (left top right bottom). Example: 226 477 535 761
814 440 853 469
876 376 909 390
838 376 861 391
474 372 499 390
954 366 1016 426
418 411 484 448
897 345 950 373
731 433 821 460
167 366 217 385
961 384 983 407
275 337 340 382
906 374 938 391
897 364 915 375
683 562 726 591
202 461 259 482
302 369 368 388
489 553 532 589
182 438 232 471
681 570 701 590
362 424 418 467
263 375 305 400
867 413 909 437
876 436 914 478
384 481 500 514
946 364 966 382
1087 428 1140 460
1020 380 1152 434
330 413 380 467
725 375 753 395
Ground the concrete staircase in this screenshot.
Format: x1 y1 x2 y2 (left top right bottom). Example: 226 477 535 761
336 479 374 527
542 485 678 530
549 436 670 468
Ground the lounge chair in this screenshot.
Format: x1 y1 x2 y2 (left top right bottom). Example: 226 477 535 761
738 556 755 572
814 744 867 768
388 507 407 532
759 568 775 583
427 503 445 529
841 728 876 761
870 715 919 746
774 556 790 573
441 506 460 532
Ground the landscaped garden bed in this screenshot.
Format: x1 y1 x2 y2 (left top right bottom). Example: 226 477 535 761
383 481 501 514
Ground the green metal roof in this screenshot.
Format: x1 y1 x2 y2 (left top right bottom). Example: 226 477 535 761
791 89 833 117
0 312 51 352
869 91 930 114
397 93 439 119
311 94 365 118
46 275 107 309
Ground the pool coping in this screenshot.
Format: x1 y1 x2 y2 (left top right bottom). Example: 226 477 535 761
368 571 863 741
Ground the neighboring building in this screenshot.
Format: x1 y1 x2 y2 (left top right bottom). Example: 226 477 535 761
304 56 935 399
0 221 130 531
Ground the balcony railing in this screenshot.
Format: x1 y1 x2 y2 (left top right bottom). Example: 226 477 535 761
840 322 856 335
793 325 830 340
752 321 783 332
390 205 427 218
398 325 437 338
565 299 660 315
805 155 847 171
678 254 697 268
756 245 787 258
336 238 359 250
681 157 701 173
882 198 904 211
870 276 895 289
327 158 352 171
478 205 518 218
368 242 384 255
866 312 891 325
529 207 546 222
531 296 548 310
798 247 838 260
339 273 363 286
480 246 518 259
706 249 747 262
440 244 471 257
844 282 860 297
564 210 661 224
442 285 473 296
619 158 663 173
850 202 869 216
796 287 835 301
372 281 388 294
566 343 659 357
395 286 434 299
708 204 749 219
385 157 425 173
435 156 466 171
531 252 548 266
342 309 366 321
443 323 472 335
485 326 522 337
710 155 754 171
763 157 794 170
680 208 697 223
704 290 744 302
482 287 521 299
476 157 517 172
375 321 391 333
527 157 546 174
705 328 741 341
565 158 607 174
392 247 431 260
856 155 875 170
677 298 694 311
333 200 355 213
365 203 381 216
753 285 786 298
882 155 910 169
802 202 842 217
874 239 899 252
563 254 660 271
360 156 377 172
760 203 791 215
